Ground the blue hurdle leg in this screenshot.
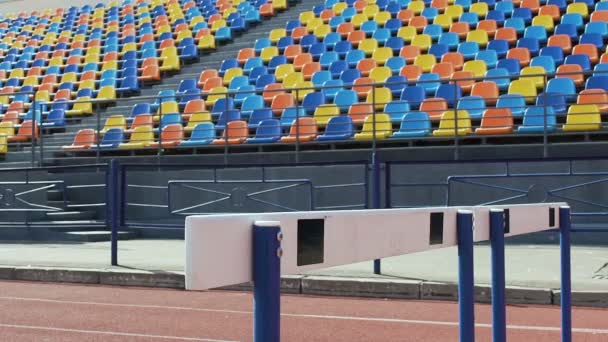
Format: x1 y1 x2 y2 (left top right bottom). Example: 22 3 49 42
490 209 506 342
253 222 282 342
559 207 572 342
457 210 475 342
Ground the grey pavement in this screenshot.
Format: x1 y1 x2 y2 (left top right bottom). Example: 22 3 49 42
0 239 606 292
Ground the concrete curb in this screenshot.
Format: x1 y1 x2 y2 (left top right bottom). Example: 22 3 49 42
0 266 603 307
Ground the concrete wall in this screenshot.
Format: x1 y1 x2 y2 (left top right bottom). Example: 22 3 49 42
0 0 109 14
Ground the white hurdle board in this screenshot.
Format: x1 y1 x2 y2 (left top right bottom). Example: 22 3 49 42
186 203 566 290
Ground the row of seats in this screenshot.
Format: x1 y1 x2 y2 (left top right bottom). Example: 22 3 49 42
61 102 605 152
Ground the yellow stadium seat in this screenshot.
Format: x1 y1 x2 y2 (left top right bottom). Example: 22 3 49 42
66 97 93 116
375 11 392 26
532 15 555 31
408 0 426 14
157 101 180 117
275 64 296 82
160 47 180 72
273 0 287 10
119 126 154 149
306 17 324 32
466 29 489 47
333 2 348 14
351 13 368 28
101 115 127 134
260 46 279 62
121 42 137 55
412 34 432 51
566 2 589 17
101 61 118 72
469 2 489 17
0 133 7 154
433 14 453 29
397 26 418 42
198 35 216 49
508 79 538 103
372 48 393 65
210 20 227 33
185 111 212 132
205 87 229 106
444 5 464 20
313 24 332 38
269 28 286 43
0 122 15 139
299 11 315 25
97 86 117 102
78 79 96 91
369 66 392 82
283 72 305 89
223 67 244 86
520 66 546 89
432 110 472 136
61 72 78 84
414 54 437 72
354 113 393 140
359 38 379 56
462 60 487 78
563 104 602 131
295 81 314 101
313 104 340 126
363 4 380 19
176 29 193 42
22 75 38 87
366 87 393 110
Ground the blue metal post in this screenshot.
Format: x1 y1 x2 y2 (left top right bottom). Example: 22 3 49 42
457 210 475 342
490 209 506 342
372 152 381 274
109 159 120 266
559 206 572 342
253 222 282 342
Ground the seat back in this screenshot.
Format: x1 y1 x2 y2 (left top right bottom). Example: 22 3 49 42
159 124 184 143
71 128 96 146
437 110 472 132
129 125 154 144
100 128 124 146
479 108 513 129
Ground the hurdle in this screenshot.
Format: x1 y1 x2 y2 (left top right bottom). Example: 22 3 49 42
185 203 572 342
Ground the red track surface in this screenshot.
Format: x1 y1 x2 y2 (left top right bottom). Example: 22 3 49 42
0 280 606 341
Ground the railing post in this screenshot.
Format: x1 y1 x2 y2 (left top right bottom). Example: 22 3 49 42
457 209 475 342
543 74 548 158
453 78 459 160
253 221 282 342
294 88 300 164
31 92 37 167
224 90 229 165
108 159 120 266
96 100 101 163
559 206 572 342
490 209 506 342
372 152 381 274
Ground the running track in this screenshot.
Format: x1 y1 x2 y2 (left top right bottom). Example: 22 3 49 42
0 281 606 341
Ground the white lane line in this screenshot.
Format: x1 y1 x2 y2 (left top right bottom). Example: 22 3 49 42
0 296 607 335
0 323 237 342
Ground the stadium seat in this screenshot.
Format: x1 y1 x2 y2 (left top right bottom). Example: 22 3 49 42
120 126 153 149
281 117 318 142
354 113 393 140
457 96 486 120
518 106 557 134
508 80 538 103
313 104 340 126
317 116 355 141
246 119 282 144
212 120 249 145
475 108 514 135
98 128 125 149
392 112 432 138
578 89 608 113
432 110 472 136
63 129 96 151
420 98 448 121
562 104 602 131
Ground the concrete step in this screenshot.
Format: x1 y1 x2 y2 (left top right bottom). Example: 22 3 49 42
59 230 137 242
45 211 97 221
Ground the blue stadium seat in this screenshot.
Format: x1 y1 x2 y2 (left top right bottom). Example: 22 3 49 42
316 115 354 141
280 107 308 128
180 122 216 147
457 96 486 120
496 94 526 118
392 112 431 138
517 106 557 133
384 100 410 122
302 92 326 114
401 86 426 109
417 73 441 95
241 95 265 117
334 89 359 111
246 119 281 144
435 84 462 107
586 76 608 91
99 128 124 149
